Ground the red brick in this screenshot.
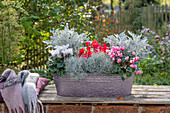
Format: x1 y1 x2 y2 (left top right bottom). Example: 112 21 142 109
93 105 138 113
47 105 91 113
41 104 47 113
0 103 8 113
141 105 170 113
4 104 8 113
0 103 3 112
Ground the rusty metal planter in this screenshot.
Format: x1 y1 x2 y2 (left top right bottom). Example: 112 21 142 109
53 73 134 97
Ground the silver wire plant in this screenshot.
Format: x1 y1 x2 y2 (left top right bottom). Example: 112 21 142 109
43 23 89 55
65 52 114 80
104 31 150 59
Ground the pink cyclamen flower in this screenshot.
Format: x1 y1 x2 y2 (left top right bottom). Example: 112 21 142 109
136 70 142 75
112 54 115 57
125 56 129 61
130 60 134 64
112 46 115 50
121 46 125 51
134 65 137 68
115 47 120 51
130 64 134 68
110 55 114 59
118 53 122 58
112 58 115 62
134 57 139 62
111 50 114 54
117 59 121 63
106 50 110 54
132 52 135 56
130 64 137 68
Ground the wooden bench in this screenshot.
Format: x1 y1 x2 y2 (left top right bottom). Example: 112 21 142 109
38 85 170 113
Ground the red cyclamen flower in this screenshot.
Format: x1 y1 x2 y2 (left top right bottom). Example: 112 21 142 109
86 42 90 47
86 46 91 51
79 48 85 57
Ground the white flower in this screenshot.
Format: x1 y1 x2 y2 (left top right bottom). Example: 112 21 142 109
54 45 63 51
68 48 73 55
62 44 69 50
49 49 60 58
61 48 73 56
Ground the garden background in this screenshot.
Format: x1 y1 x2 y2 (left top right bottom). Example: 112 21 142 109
0 0 169 85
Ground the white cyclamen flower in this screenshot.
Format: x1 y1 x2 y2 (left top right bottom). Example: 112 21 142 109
49 49 60 58
61 48 73 56
54 45 63 51
62 44 69 50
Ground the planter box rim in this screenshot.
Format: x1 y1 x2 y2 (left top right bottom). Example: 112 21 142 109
53 73 134 80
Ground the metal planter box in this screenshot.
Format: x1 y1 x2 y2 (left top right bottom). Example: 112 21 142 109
53 73 134 97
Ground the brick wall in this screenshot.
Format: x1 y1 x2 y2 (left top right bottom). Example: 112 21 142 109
0 103 170 113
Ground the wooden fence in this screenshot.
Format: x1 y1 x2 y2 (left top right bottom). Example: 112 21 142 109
0 4 169 71
95 4 170 36
22 44 49 71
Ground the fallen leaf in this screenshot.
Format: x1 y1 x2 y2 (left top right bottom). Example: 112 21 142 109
117 97 124 100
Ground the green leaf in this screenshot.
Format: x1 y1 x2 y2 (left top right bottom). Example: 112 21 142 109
30 15 40 19
33 29 39 35
57 63 64 68
23 22 30 30
20 17 27 22
126 72 132 77
106 73 110 77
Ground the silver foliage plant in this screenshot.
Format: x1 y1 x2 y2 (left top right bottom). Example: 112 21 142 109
43 23 89 55
104 31 150 59
65 52 114 80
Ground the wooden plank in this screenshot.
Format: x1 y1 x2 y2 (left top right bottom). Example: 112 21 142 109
161 5 164 25
158 5 161 28
39 85 170 104
131 91 170 95
39 96 170 104
132 85 170 88
132 89 170 92
41 89 57 94
43 87 170 93
41 89 170 95
39 93 170 99
165 4 168 23
44 85 170 89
